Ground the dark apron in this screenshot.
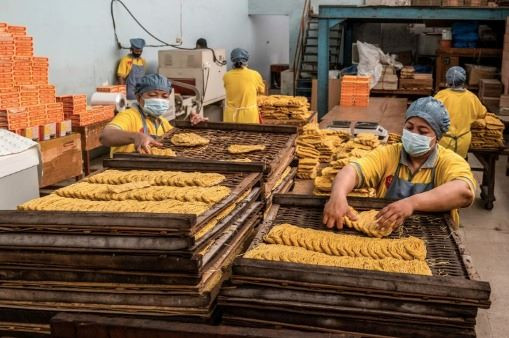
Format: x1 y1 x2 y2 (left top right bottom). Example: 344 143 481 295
442 130 470 155
126 62 145 100
385 162 436 200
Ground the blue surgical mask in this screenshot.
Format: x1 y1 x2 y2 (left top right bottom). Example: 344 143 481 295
402 129 434 157
143 98 169 118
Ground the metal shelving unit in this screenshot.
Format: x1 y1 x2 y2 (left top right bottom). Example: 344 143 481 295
317 5 509 118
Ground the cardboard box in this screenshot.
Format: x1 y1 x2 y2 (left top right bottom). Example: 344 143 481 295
311 78 341 112
39 132 82 187
465 64 497 86
479 79 502 97
22 125 40 141
481 97 500 113
39 122 56 141
56 120 72 137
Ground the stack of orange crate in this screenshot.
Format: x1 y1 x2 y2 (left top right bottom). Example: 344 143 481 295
39 84 55 104
45 102 64 124
18 84 39 107
12 56 32 86
96 84 127 96
32 57 49 85
0 33 15 58
26 103 45 127
56 94 91 127
91 104 115 123
0 107 28 131
0 56 14 89
56 94 87 118
13 35 33 57
0 87 18 108
0 22 73 138
340 75 370 107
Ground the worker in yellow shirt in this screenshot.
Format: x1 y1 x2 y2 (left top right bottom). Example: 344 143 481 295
117 38 146 100
323 97 475 231
223 48 265 124
101 74 205 155
435 66 487 158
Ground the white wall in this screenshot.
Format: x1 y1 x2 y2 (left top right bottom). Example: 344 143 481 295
248 0 363 66
250 16 290 84
0 0 252 96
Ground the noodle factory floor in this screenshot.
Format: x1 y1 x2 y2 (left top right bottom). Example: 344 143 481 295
45 153 509 338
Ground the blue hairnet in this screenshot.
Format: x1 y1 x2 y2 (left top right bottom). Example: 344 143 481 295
405 97 450 139
446 66 466 88
135 74 172 96
231 48 249 63
130 38 146 49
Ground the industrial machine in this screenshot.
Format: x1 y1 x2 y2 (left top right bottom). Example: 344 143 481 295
158 49 227 121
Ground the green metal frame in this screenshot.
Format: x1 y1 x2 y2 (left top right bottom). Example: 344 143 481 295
317 6 509 118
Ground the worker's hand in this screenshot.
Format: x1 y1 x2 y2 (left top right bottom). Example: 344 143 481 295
376 198 414 232
323 195 358 230
133 133 162 154
190 112 208 126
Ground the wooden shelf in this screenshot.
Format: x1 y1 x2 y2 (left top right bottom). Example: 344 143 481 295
370 88 433 96
436 48 502 57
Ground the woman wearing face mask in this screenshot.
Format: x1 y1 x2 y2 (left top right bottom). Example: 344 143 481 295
101 74 205 155
434 66 487 158
323 97 475 232
117 38 146 101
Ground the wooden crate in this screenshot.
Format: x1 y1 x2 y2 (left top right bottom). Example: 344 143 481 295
39 133 82 187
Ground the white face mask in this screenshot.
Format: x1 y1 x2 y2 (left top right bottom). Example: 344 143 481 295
401 129 434 157
143 98 169 118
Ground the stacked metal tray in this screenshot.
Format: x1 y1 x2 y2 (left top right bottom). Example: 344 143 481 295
113 121 298 200
0 162 264 334
218 194 491 338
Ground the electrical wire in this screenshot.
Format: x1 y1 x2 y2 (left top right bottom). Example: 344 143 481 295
110 0 226 66
110 0 187 49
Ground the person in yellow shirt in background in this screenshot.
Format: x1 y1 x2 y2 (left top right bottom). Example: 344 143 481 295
101 74 204 155
117 38 146 100
434 66 487 158
323 97 475 231
223 48 265 124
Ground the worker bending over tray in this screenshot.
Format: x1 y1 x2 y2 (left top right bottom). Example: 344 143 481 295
434 66 487 158
100 74 205 155
323 97 475 231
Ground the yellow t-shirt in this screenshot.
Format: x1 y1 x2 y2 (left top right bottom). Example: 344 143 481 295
223 67 265 124
107 107 172 155
351 143 475 228
117 55 146 79
434 89 487 158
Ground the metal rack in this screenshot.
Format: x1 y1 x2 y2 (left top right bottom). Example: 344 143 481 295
317 6 509 118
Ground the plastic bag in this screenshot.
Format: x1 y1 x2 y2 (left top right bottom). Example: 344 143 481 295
356 41 403 89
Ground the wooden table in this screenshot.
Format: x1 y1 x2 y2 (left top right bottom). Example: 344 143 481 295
73 119 111 176
319 97 408 133
470 146 509 210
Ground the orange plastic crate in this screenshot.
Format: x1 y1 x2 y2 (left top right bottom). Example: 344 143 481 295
38 84 54 90
32 56 48 63
6 26 26 32
18 84 38 91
